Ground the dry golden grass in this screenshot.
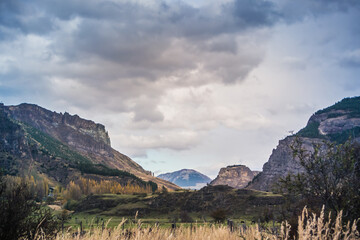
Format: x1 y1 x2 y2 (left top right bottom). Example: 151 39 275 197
35 207 359 240
297 206 359 240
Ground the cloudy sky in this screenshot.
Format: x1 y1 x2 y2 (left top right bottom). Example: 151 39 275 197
1 0 360 178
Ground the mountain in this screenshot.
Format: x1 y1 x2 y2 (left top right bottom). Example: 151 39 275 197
248 96 360 191
0 103 179 190
157 169 211 189
210 165 260 189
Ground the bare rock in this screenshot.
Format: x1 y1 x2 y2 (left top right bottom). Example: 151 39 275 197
210 165 259 189
248 96 360 192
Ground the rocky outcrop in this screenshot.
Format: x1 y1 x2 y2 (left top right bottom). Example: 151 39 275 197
4 103 146 173
6 104 112 156
248 96 360 192
247 137 322 191
210 165 259 189
158 169 211 189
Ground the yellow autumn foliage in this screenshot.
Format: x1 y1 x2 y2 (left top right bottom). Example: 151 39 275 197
63 177 153 200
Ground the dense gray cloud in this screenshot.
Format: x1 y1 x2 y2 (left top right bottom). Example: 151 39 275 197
0 0 278 38
1 0 360 113
230 0 279 27
277 0 360 22
340 49 360 68
2 0 359 38
1 0 282 120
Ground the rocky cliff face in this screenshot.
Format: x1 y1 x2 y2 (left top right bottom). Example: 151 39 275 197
247 137 322 191
158 169 211 189
248 97 360 191
0 103 179 190
4 103 145 173
210 165 259 189
6 104 112 157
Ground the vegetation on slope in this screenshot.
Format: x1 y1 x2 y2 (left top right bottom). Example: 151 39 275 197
296 121 323 139
0 152 18 176
20 122 157 190
0 109 22 175
316 96 360 116
328 126 360 143
0 106 158 191
296 97 360 142
297 122 360 144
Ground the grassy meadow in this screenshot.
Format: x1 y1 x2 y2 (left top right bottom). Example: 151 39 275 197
46 190 359 239
59 189 284 231
42 207 359 240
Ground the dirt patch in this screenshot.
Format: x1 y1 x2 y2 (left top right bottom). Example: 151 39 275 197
48 205 62 211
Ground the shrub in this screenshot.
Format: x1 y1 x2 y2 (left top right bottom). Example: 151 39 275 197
161 186 168 194
180 211 194 223
46 196 55 204
276 138 360 237
63 199 79 211
210 209 227 223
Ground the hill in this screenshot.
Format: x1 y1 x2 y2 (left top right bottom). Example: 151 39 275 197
157 169 211 189
248 96 360 191
0 103 179 190
210 165 260 189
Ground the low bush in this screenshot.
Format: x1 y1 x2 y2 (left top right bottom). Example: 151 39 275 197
63 199 79 211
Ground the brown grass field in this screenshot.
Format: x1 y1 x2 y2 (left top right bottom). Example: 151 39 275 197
35 207 359 240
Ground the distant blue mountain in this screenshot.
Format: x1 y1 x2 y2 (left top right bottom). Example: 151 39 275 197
157 169 212 189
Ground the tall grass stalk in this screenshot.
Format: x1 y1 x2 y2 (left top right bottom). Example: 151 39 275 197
297 206 359 240
35 207 358 240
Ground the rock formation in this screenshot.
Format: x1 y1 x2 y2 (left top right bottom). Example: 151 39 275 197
246 137 321 191
0 103 179 190
248 96 360 191
210 165 259 189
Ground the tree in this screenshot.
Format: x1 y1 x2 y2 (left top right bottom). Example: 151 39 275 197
161 186 168 194
277 138 360 223
180 211 193 223
0 175 36 240
0 174 60 240
210 209 227 223
64 181 82 200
